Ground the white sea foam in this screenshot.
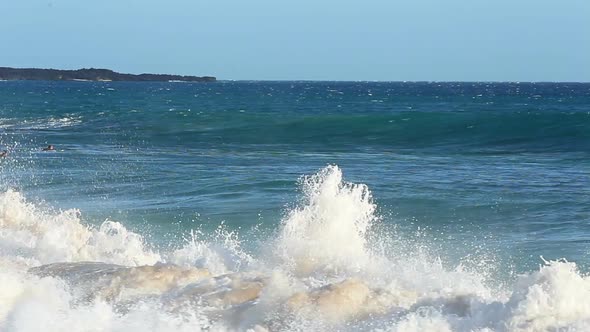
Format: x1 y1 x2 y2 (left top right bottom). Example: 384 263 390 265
0 116 83 130
1 166 590 331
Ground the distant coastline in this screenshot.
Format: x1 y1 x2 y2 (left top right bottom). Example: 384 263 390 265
0 67 216 82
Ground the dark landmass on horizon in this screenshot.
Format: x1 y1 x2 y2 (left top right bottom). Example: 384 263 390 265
0 67 216 82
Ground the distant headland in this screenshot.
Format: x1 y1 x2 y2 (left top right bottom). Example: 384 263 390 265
0 67 216 82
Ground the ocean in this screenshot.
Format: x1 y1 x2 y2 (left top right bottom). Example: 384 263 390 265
1 80 589 331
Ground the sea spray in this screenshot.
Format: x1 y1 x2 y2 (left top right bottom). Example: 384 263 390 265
170 225 254 276
2 167 590 331
0 189 160 266
275 165 377 275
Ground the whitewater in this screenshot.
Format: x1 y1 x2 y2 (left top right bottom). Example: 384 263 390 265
1 165 589 332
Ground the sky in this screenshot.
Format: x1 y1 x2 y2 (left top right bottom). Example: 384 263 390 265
1 0 589 81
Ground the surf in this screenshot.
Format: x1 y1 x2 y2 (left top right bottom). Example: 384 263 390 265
2 166 590 331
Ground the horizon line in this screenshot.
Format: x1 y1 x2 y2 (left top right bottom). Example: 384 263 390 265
220 79 590 84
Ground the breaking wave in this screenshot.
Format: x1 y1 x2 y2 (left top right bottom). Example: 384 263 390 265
1 166 590 331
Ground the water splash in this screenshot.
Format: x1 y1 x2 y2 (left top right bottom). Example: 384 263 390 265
2 167 590 331
275 165 377 275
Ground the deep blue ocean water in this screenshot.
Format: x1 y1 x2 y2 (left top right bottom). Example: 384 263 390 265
1 81 590 331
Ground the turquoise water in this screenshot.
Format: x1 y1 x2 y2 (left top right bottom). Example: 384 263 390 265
1 81 590 331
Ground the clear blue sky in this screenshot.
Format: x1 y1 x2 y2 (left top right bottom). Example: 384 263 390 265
1 0 589 81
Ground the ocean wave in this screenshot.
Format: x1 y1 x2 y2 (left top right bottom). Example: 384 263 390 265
0 116 83 131
1 166 590 331
125 110 590 153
